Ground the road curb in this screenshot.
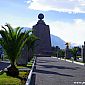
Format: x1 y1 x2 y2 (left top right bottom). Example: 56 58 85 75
59 58 85 66
25 57 36 85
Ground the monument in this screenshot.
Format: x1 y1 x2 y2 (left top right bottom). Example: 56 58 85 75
32 13 51 57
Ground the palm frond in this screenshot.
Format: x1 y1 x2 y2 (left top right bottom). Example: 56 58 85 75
0 23 37 66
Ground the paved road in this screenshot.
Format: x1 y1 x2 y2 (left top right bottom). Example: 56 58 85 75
30 57 85 85
0 61 10 71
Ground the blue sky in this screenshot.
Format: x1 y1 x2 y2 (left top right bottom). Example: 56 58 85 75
0 0 85 46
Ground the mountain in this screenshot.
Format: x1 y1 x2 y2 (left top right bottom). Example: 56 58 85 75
22 27 32 31
51 34 65 49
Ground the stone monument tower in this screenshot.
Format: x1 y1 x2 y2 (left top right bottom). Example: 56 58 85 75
32 13 51 56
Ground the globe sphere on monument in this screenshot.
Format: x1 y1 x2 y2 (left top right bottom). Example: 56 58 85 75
38 13 44 20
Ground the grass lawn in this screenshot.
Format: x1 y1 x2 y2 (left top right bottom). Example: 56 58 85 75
16 60 33 69
16 62 32 68
0 71 29 85
0 58 34 85
27 62 33 67
0 56 35 85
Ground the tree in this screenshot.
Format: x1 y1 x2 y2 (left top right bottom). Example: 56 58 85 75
26 34 38 61
71 47 79 61
58 49 65 58
0 23 32 76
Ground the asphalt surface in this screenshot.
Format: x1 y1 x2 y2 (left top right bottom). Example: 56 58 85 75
0 61 10 71
30 57 85 85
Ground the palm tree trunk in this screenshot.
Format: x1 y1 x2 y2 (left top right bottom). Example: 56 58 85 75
74 54 76 61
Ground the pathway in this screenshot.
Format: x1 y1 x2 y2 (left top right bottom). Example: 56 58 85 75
30 57 85 85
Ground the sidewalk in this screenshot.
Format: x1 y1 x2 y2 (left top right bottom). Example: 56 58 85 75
30 57 85 85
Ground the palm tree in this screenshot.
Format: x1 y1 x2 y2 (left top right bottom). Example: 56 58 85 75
26 34 39 61
0 23 32 76
71 47 78 61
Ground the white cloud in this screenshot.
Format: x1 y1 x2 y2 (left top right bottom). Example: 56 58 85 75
49 19 85 45
73 19 83 24
26 0 85 13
